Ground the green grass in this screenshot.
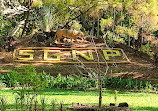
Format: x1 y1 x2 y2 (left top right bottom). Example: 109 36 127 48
0 88 158 111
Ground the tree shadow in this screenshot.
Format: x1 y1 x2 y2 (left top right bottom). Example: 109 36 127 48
39 88 134 96
132 106 158 111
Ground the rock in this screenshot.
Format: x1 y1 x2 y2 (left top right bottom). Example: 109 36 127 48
72 103 81 107
68 104 131 111
34 31 47 42
110 103 116 106
118 102 129 107
81 103 89 106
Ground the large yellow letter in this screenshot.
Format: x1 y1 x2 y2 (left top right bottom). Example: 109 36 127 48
72 50 94 61
18 50 34 60
103 50 121 60
44 50 60 61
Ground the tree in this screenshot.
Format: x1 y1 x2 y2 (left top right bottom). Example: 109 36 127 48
1 0 158 108
99 0 158 47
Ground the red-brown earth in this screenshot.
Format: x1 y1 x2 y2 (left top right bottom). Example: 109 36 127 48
0 36 158 83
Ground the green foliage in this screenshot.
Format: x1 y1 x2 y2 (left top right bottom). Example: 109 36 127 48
3 71 19 87
0 74 4 82
0 37 4 48
50 99 58 111
40 96 46 111
20 65 48 90
0 16 12 38
0 88 158 110
114 90 118 104
115 26 138 39
42 73 158 91
1 0 158 56
14 88 25 110
106 34 115 47
71 21 82 31
43 0 55 6
102 76 157 91
139 43 154 56
1 69 158 91
100 18 113 32
3 65 48 91
0 96 7 111
2 65 50 111
0 15 14 47
31 0 43 8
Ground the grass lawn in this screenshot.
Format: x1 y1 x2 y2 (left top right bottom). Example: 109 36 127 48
0 88 158 111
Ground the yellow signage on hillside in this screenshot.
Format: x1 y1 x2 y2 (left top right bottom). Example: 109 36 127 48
13 47 130 64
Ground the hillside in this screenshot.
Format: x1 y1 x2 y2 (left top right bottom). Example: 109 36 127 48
0 38 158 84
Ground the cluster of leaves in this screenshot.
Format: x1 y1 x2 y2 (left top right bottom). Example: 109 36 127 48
103 76 158 91
1 0 158 52
0 15 14 47
0 74 6 88
1 66 158 91
0 96 7 111
2 65 48 91
47 74 97 90
0 96 65 111
0 65 50 110
0 15 12 37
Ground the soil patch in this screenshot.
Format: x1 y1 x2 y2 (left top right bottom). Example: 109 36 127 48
67 103 131 111
0 37 158 83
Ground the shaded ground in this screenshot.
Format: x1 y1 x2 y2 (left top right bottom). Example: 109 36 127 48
110 51 158 81
0 36 158 83
111 43 158 83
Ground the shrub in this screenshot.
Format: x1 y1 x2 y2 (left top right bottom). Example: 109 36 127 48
3 65 48 90
0 96 7 111
2 67 158 91
3 70 19 87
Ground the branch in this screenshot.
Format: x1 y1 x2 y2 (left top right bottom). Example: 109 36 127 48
62 4 97 29
1 0 28 18
21 0 33 37
2 5 28 17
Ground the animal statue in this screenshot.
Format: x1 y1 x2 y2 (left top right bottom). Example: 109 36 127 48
55 29 84 43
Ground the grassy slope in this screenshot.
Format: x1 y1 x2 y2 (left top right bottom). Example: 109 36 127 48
0 88 158 110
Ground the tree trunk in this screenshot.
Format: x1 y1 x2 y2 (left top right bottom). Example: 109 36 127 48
97 18 99 37
44 6 50 32
21 0 32 37
92 17 95 36
128 36 130 46
21 10 30 37
128 15 130 47
98 72 102 108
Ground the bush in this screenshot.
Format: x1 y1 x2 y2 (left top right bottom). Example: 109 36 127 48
3 70 19 87
3 65 48 90
1 67 158 91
